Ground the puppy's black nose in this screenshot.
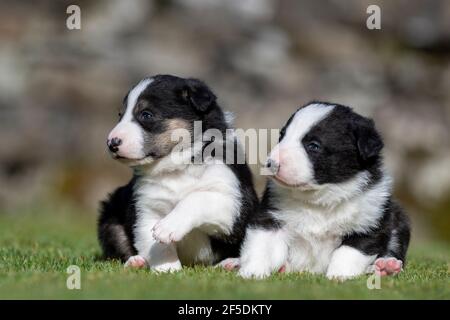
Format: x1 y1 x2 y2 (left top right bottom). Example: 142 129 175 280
266 158 280 174
107 137 122 152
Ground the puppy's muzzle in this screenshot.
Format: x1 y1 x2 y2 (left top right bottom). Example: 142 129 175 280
107 137 122 153
265 158 280 175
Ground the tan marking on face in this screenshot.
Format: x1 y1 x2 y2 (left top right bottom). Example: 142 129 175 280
154 119 192 153
167 119 191 131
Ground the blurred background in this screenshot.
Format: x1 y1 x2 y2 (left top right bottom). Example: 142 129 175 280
0 0 449 246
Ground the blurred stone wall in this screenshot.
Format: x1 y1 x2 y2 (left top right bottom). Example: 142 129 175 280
0 0 449 241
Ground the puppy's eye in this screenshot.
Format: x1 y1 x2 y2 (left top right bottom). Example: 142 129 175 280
118 112 123 118
306 141 321 152
140 110 153 120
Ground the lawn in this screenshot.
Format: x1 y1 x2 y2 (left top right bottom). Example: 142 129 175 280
0 204 448 300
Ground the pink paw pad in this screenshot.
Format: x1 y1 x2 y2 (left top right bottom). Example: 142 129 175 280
217 258 240 271
224 262 239 271
124 255 147 269
374 257 403 276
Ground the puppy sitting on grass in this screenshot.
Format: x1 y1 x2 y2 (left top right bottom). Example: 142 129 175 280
98 75 258 272
235 102 410 280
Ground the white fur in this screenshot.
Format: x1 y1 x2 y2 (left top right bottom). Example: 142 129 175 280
239 228 288 279
239 174 391 278
326 245 377 280
108 78 153 160
133 151 242 271
272 174 390 274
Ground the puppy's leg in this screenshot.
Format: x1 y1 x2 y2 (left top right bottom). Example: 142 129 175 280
147 242 182 272
333 202 410 279
216 258 241 271
152 191 238 244
130 213 182 272
326 245 376 280
238 228 288 279
124 255 147 268
98 183 137 262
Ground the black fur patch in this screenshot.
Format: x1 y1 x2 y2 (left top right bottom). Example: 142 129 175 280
248 181 283 230
302 103 383 185
98 178 137 261
342 198 411 262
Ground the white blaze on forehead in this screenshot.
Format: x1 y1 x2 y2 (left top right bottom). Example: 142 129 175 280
282 103 335 144
123 77 154 122
107 77 154 160
270 103 335 187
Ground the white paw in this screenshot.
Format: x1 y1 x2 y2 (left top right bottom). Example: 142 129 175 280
151 260 182 273
124 255 147 269
326 272 356 281
326 267 361 281
216 258 241 271
152 216 191 244
238 264 272 279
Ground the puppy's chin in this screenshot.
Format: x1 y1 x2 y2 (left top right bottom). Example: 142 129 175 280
112 154 155 167
271 175 315 191
124 157 156 167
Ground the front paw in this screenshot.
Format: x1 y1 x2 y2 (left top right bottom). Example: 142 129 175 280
124 255 148 269
326 273 355 281
238 263 273 279
216 258 241 271
326 268 360 281
151 260 182 273
152 216 191 244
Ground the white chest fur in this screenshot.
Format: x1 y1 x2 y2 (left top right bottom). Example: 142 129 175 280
133 161 241 265
272 174 391 273
134 161 240 217
135 165 206 216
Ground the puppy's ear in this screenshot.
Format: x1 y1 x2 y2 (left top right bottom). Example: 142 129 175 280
354 118 384 161
182 79 217 113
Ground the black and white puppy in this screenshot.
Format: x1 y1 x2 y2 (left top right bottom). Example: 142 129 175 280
238 102 410 279
98 75 258 272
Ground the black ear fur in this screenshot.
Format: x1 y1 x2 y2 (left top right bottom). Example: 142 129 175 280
354 117 384 161
183 79 217 113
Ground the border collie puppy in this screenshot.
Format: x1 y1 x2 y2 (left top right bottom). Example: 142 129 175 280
98 75 258 272
238 102 410 279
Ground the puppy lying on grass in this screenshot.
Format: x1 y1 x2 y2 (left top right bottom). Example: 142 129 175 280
225 102 410 280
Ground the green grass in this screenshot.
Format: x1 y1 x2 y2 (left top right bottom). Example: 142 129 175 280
0 205 448 299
